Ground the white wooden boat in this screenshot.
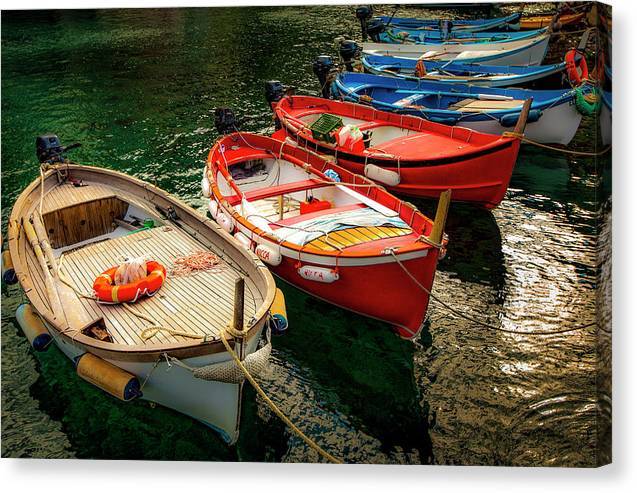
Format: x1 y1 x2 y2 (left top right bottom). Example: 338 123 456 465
362 33 550 66
6 136 278 444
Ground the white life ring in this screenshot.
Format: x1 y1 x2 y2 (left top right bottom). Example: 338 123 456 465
298 265 339 283
255 244 282 266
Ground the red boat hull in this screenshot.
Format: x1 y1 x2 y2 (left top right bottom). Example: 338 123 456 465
272 96 522 208
270 251 439 339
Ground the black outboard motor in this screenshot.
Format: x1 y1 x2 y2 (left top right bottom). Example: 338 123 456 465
312 55 336 99
264 80 287 107
36 134 81 164
366 19 386 43
339 40 361 72
355 5 373 41
214 108 238 135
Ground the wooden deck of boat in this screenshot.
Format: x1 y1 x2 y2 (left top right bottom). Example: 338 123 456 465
42 182 116 214
58 226 263 346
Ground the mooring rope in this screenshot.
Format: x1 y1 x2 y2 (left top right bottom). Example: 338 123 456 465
502 132 611 157
387 249 595 335
218 329 343 464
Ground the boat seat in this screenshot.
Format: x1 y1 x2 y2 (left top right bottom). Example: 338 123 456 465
449 98 524 112
226 179 328 206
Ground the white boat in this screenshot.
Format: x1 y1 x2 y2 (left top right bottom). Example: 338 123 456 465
362 33 550 66
6 135 280 444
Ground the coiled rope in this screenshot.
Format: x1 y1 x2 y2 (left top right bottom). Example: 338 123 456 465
387 249 595 336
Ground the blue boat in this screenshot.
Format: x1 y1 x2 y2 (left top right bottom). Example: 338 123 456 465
379 26 547 45
331 72 583 145
377 12 522 32
362 54 566 87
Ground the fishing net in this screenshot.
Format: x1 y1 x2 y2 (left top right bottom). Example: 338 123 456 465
171 250 222 277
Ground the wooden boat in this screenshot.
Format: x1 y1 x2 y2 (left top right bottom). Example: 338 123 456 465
269 94 528 208
378 26 546 44
332 72 583 145
375 12 522 32
362 33 550 66
6 135 278 444
204 131 450 339
361 54 566 87
520 12 585 30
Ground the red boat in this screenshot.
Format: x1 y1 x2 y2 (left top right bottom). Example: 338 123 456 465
204 132 450 339
271 95 530 208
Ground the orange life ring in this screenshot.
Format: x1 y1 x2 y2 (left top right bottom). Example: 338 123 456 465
565 49 589 87
415 59 426 78
93 260 166 304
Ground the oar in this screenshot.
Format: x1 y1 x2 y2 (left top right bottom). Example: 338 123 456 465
31 212 58 277
512 98 533 136
395 89 515 101
23 217 68 328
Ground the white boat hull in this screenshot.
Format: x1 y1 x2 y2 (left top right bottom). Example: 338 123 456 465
458 99 582 145
49 322 264 444
362 35 550 66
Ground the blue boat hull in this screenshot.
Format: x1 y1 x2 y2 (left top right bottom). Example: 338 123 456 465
379 27 546 44
378 12 522 32
331 72 582 144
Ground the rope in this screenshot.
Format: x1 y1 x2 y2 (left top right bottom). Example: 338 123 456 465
387 249 595 336
218 330 342 464
502 132 611 157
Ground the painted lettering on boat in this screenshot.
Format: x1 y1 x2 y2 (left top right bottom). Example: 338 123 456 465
298 265 339 283
255 244 282 266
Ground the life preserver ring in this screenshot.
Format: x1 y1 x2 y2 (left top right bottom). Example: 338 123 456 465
565 49 589 87
93 261 166 304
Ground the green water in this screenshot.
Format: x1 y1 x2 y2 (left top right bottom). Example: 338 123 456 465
1 5 611 464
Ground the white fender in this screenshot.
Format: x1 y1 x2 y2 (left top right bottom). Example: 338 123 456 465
234 231 252 251
364 163 401 187
255 244 282 266
216 210 234 233
208 199 219 218
298 265 339 283
201 176 211 197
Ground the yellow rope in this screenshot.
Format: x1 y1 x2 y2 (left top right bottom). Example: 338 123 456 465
502 132 611 157
219 330 343 464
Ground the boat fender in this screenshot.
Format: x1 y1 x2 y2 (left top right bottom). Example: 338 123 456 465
201 176 211 198
255 244 282 266
364 163 401 186
216 210 234 233
15 303 52 351
208 198 219 218
427 115 459 126
234 231 253 251
499 109 542 128
2 249 17 285
269 288 288 334
298 265 339 283
76 353 141 401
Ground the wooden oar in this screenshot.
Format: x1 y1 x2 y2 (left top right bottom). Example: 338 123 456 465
31 212 58 276
23 217 68 328
513 98 533 135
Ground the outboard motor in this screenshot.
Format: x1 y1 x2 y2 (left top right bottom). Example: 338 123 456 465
264 80 287 107
214 108 238 135
312 55 336 99
339 40 361 72
36 134 81 164
366 19 386 42
355 5 373 41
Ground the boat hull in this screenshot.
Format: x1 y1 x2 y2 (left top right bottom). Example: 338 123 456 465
362 34 550 66
379 13 522 32
254 238 438 339
48 318 265 444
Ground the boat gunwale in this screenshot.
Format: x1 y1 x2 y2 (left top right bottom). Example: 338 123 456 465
8 163 276 361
